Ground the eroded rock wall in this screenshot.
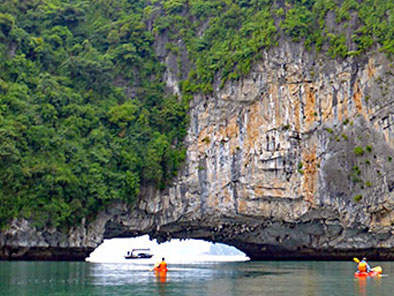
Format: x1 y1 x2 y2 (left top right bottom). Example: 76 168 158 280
1 41 394 260
133 41 394 259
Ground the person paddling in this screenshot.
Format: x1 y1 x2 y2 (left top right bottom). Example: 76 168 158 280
154 257 168 272
357 257 371 273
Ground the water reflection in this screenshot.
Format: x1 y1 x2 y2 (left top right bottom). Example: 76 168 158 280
0 261 393 295
155 272 168 296
354 276 385 296
355 277 367 296
154 271 167 283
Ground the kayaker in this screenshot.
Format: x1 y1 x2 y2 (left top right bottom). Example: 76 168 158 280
154 257 167 271
357 257 371 273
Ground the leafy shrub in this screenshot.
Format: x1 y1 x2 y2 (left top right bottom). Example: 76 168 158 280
353 194 363 202
354 146 364 156
281 4 313 41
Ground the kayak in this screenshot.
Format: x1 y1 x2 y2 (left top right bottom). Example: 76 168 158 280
354 266 382 278
154 266 168 273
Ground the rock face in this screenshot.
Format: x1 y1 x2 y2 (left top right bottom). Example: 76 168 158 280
1 41 394 260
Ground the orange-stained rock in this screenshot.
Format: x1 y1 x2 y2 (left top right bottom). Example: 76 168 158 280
304 84 316 130
301 146 318 206
353 80 364 115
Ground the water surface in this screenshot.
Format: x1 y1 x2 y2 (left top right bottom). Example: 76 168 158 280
1 261 393 295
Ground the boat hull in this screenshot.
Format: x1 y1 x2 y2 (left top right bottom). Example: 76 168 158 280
124 254 153 259
354 266 382 278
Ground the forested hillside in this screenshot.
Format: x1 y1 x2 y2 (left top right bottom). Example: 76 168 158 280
0 0 393 230
0 0 188 229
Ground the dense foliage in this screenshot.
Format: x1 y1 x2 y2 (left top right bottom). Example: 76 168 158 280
0 0 392 229
0 0 188 228
149 0 393 94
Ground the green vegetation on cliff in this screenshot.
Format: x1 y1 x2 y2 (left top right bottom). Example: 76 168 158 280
152 0 394 94
0 0 393 229
0 0 188 228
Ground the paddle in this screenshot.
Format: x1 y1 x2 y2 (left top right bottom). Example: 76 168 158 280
353 257 360 264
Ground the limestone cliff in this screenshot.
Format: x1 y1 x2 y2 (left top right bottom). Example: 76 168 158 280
135 40 394 260
1 39 394 260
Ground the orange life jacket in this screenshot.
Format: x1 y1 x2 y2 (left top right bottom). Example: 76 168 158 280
358 262 367 272
160 261 167 269
154 261 167 272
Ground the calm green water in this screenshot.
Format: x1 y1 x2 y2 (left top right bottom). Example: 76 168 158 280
0 261 393 295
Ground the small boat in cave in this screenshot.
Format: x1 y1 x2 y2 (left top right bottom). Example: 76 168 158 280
124 248 154 259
